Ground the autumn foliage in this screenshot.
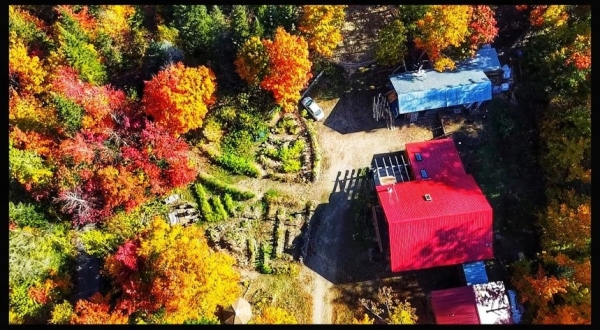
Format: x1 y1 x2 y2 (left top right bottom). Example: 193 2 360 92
298 5 347 58
415 5 472 70
352 314 375 324
103 218 241 323
9 32 46 95
252 306 298 324
467 6 498 55
509 5 591 324
260 27 312 112
142 62 217 137
71 293 129 324
234 36 269 86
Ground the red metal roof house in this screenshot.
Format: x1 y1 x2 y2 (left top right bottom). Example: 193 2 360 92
373 138 493 272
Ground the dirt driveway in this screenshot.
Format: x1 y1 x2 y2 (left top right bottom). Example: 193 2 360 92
302 91 435 324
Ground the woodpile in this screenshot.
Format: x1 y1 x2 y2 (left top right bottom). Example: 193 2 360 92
372 93 395 130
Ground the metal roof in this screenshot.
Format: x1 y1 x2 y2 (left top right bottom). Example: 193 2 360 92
473 281 513 324
507 289 524 324
460 45 502 73
432 282 513 325
376 176 492 223
376 137 494 271
389 67 491 114
405 138 466 184
463 261 489 286
431 286 480 324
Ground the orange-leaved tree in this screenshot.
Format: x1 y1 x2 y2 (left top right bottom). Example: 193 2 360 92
466 5 498 56
70 292 130 324
142 62 217 137
104 218 241 324
298 5 347 58
252 306 298 324
260 27 312 112
414 5 472 71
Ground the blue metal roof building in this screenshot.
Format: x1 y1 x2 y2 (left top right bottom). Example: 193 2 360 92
389 67 492 114
462 261 489 286
460 45 502 73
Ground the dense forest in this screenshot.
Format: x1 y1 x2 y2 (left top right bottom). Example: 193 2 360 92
8 5 590 324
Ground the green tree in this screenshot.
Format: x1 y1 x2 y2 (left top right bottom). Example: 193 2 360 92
52 8 107 85
375 19 408 67
170 5 227 64
230 5 251 50
51 94 84 135
397 5 429 42
255 5 299 39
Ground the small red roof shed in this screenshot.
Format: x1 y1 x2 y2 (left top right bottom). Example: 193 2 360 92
376 138 494 272
431 282 513 325
431 286 480 324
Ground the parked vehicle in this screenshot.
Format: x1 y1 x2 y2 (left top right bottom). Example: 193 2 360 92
300 97 325 121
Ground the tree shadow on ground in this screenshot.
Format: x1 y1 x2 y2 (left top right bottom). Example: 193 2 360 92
332 264 465 324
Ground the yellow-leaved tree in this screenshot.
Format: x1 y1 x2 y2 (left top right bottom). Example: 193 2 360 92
298 5 347 58
9 32 46 95
414 5 473 71
103 218 241 323
95 5 136 44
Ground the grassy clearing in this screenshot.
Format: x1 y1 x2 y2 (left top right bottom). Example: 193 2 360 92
245 272 312 324
205 163 246 185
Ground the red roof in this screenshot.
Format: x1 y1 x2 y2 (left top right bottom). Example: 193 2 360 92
376 175 491 223
431 286 480 324
405 138 466 183
376 137 494 271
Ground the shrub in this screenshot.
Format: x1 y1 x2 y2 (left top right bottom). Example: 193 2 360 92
79 229 119 258
215 106 237 123
279 140 305 173
202 118 224 143
223 194 236 215
305 121 322 182
9 201 48 229
217 152 262 178
210 196 229 221
276 116 301 135
258 242 273 274
49 301 74 325
222 129 255 158
193 183 214 222
248 238 257 267
198 172 256 200
272 262 300 277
